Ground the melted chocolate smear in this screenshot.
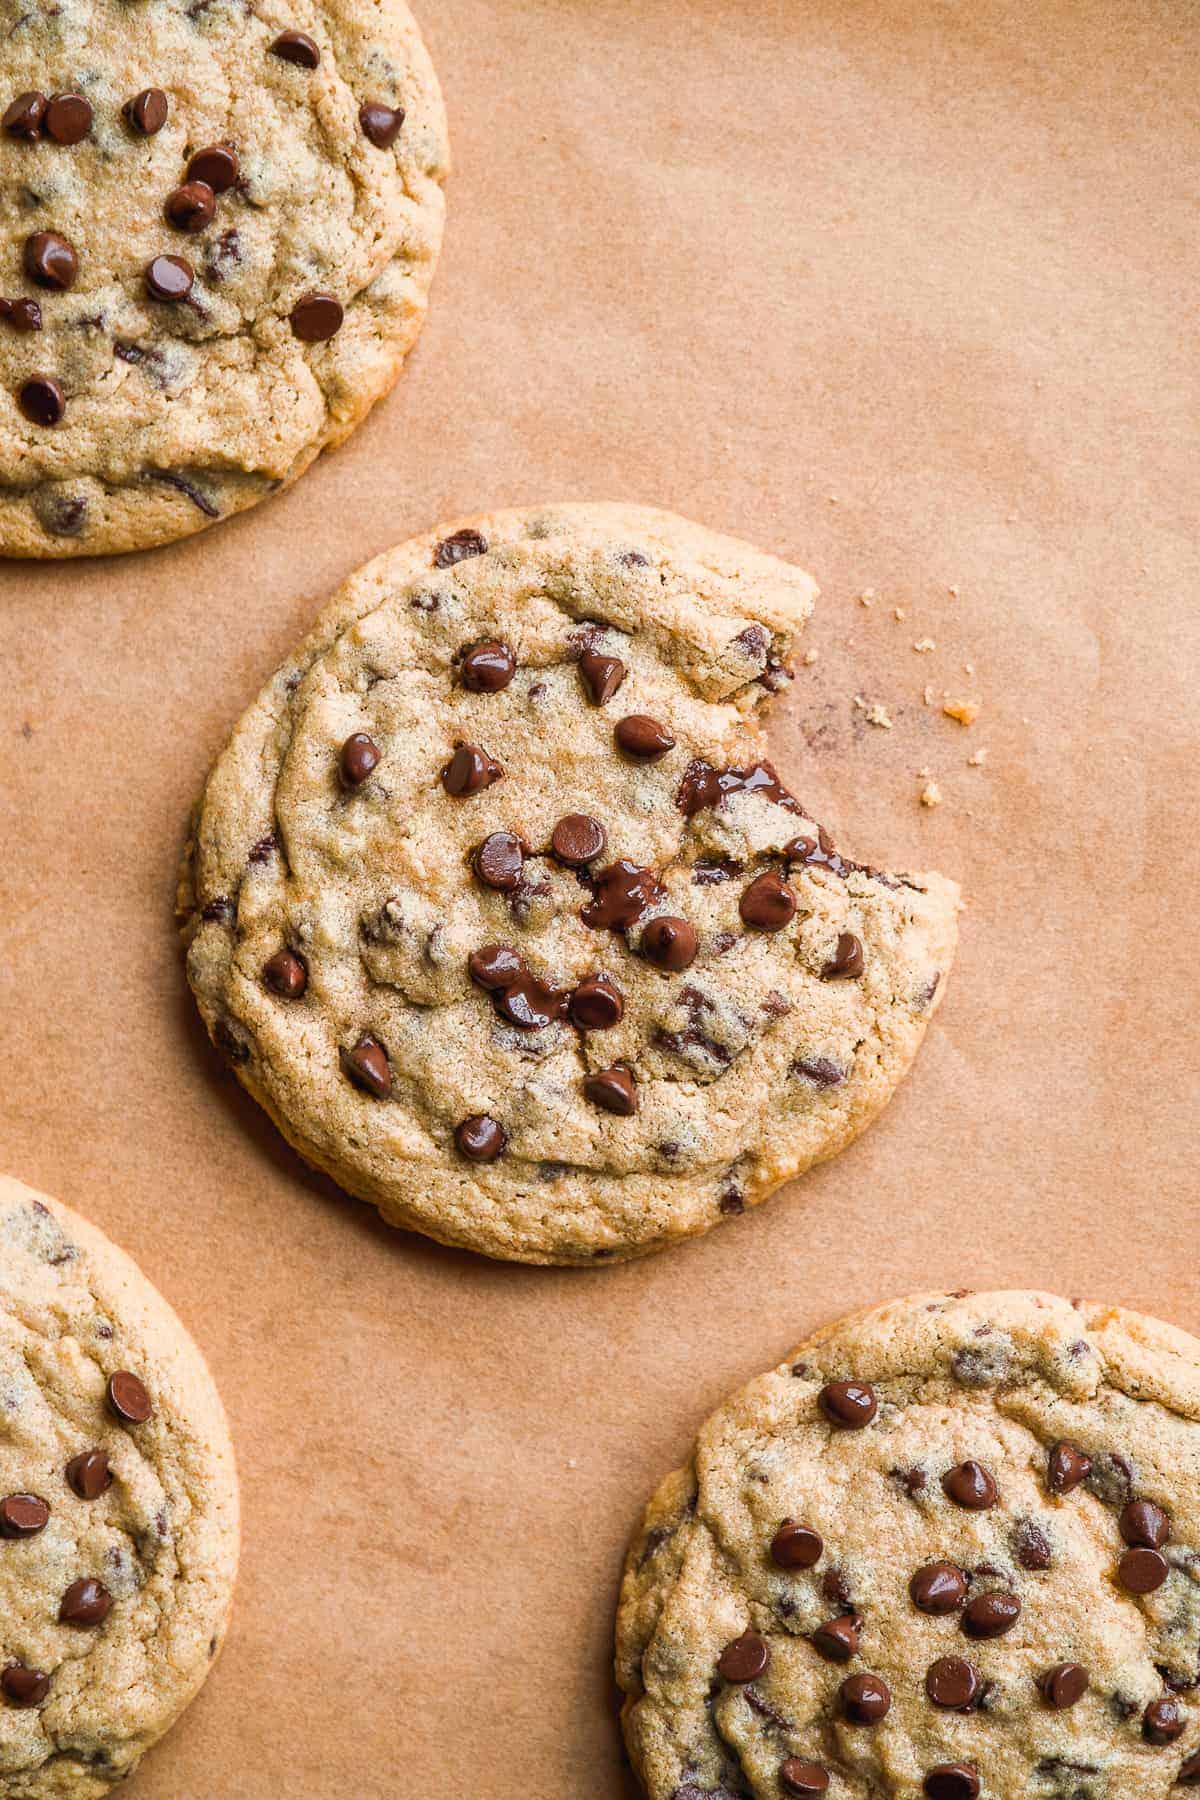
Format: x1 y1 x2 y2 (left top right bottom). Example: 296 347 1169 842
676 758 801 817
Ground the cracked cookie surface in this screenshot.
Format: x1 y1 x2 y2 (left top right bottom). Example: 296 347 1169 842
0 1175 238 1797
617 1290 1200 1800
180 503 959 1265
0 0 447 557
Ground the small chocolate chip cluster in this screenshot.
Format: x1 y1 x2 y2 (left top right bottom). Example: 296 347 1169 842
0 1370 153 1713
704 1379 1197 1796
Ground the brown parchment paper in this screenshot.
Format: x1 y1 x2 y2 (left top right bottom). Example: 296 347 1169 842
1 1 1197 1793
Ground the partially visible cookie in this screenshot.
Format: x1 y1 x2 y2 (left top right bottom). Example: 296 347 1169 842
180 503 959 1265
0 1175 239 1796
617 1290 1200 1799
0 0 447 556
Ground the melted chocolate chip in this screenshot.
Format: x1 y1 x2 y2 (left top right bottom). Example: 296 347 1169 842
495 974 568 1030
165 181 216 233
145 255 194 302
359 101 405 147
583 1065 637 1115
290 293 343 342
819 1380 877 1429
18 375 65 426
1012 1518 1053 1570
474 831 527 892
640 916 698 972
579 647 626 705
927 1657 982 1710
0 1494 49 1538
942 1461 998 1511
924 1766 979 1800
25 231 77 290
455 1115 507 1162
581 861 665 930
770 1521 823 1569
468 944 525 991
840 1672 890 1723
442 744 503 795
1181 1751 1200 1784
1 1664 49 1707
739 870 797 931
340 732 380 787
270 29 321 67
962 1590 1021 1638
811 1614 860 1663
676 758 801 816
460 640 516 692
0 296 42 332
822 931 864 980
551 814 607 866
107 1372 152 1425
188 145 240 193
263 948 307 999
780 1764 829 1798
1040 1663 1089 1709
60 1578 112 1626
910 1562 967 1615
435 529 489 568
123 88 168 135
44 94 92 145
3 91 46 140
1047 1440 1092 1494
717 1629 770 1683
1144 1697 1185 1744
1118 1546 1169 1594
614 713 676 760
1121 1500 1171 1549
569 975 624 1030
65 1450 111 1501
340 1034 392 1099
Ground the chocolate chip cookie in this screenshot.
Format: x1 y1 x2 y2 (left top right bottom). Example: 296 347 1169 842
179 503 959 1264
0 1175 238 1795
0 0 447 556
617 1290 1200 1798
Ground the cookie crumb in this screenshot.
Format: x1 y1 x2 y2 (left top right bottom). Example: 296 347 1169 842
802 648 819 666
923 684 936 706
967 748 989 767
943 698 979 725
855 695 893 729
947 584 960 597
919 779 943 808
893 607 906 620
857 588 876 606
913 637 936 653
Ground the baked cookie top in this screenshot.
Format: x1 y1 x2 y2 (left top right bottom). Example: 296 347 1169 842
0 1175 239 1798
180 503 959 1265
0 0 447 557
617 1290 1200 1800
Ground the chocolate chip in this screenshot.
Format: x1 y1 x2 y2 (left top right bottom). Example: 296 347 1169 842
359 101 405 147
340 1034 392 1099
495 974 567 1030
339 732 380 787
473 831 527 892
1121 1500 1171 1549
840 1672 890 1723
0 1494 49 1538
468 944 526 991
263 948 307 999
569 975 623 1030
1047 1440 1092 1494
3 91 46 139
583 1065 637 1115
640 917 698 972
551 814 607 866
460 640 516 692
270 29 321 66
107 1371 152 1425
24 231 77 290
123 88 168 135
166 180 216 233
43 93 92 144
822 931 864 980
739 870 797 932
290 292 343 341
1119 1546 1169 1593
615 715 675 760
1 1665 49 1707
811 1614 860 1663
910 1562 967 1615
819 1379 877 1429
579 647 626 705
60 1578 112 1626
145 254 194 302
442 744 502 795
65 1450 111 1501
1012 1519 1053 1570
924 1766 979 1800
770 1520 823 1568
942 1461 997 1510
18 375 65 426
927 1657 982 1710
455 1115 507 1162
679 758 801 817
717 1629 769 1683
0 296 42 332
780 1764 829 1798
434 529 488 568
962 1590 1021 1638
822 1567 853 1609
188 145 240 192
580 861 665 930
1040 1663 1089 1709
1144 1698 1186 1744
1182 1752 1200 1784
